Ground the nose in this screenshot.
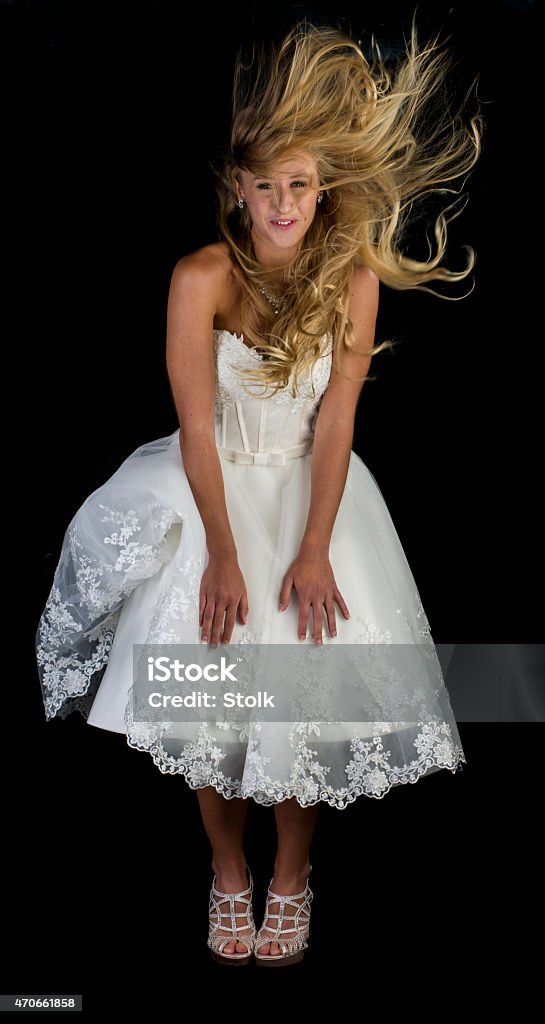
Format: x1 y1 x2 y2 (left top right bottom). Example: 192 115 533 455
271 183 297 215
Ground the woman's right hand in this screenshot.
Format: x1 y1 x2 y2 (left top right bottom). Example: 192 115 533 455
199 553 250 647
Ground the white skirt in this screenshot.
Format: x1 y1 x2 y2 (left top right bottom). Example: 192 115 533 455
36 428 466 808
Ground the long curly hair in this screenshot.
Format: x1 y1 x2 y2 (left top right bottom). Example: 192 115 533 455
211 16 483 398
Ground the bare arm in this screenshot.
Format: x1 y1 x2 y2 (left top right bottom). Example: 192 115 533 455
166 254 237 559
300 265 380 553
278 265 380 642
166 253 249 644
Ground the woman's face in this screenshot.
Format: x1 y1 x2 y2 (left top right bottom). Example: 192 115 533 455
235 151 322 258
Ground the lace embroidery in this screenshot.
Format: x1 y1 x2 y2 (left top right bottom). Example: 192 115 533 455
125 711 464 808
38 497 465 805
146 552 203 644
124 612 465 807
396 593 433 639
71 503 177 616
36 500 184 721
286 645 338 722
214 330 333 414
36 588 120 720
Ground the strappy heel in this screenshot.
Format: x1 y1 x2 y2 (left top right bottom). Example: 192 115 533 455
207 864 257 966
254 866 313 967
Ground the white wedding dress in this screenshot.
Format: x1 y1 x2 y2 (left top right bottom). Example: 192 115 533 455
35 327 466 807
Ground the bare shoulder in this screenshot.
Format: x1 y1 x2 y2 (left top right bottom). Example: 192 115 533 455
170 241 232 299
177 239 231 270
166 241 240 377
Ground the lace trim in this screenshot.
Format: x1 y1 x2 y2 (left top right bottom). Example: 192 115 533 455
36 500 184 721
214 330 333 413
124 716 466 809
123 600 466 810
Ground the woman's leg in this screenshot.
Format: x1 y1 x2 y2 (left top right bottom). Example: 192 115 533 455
257 798 319 957
196 786 251 956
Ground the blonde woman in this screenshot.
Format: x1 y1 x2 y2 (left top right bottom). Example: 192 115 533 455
36 19 483 967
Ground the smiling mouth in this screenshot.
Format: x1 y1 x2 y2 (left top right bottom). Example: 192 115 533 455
270 219 297 227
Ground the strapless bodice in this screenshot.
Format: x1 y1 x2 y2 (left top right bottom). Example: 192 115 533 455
213 329 333 467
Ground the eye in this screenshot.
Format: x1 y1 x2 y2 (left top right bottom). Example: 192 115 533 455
255 180 308 190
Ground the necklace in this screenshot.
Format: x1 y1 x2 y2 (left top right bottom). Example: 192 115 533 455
258 285 284 316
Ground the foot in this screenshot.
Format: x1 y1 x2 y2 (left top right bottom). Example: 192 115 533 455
256 864 312 958
209 862 255 958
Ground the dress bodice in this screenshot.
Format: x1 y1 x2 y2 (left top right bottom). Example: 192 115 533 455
213 329 333 467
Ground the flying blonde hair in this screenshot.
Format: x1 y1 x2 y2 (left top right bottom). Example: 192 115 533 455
212 16 484 398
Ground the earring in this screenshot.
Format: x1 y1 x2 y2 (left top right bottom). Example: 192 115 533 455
238 197 244 208
317 191 324 204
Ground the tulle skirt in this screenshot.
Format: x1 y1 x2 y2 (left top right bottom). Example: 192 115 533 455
36 428 466 808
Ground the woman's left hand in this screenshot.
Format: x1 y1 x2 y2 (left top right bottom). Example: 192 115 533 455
278 546 350 643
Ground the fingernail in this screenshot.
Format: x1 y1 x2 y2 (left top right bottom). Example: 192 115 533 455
331 630 337 637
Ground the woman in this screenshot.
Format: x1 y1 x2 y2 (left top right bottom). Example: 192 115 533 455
35 20 482 966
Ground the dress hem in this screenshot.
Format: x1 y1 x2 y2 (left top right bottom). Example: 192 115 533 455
123 720 466 809
42 690 466 810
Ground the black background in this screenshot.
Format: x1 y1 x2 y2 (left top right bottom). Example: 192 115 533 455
3 0 541 1007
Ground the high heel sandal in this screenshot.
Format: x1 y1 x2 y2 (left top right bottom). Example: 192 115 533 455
207 865 257 966
254 866 313 967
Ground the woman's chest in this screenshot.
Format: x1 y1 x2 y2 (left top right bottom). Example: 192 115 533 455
214 329 333 412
